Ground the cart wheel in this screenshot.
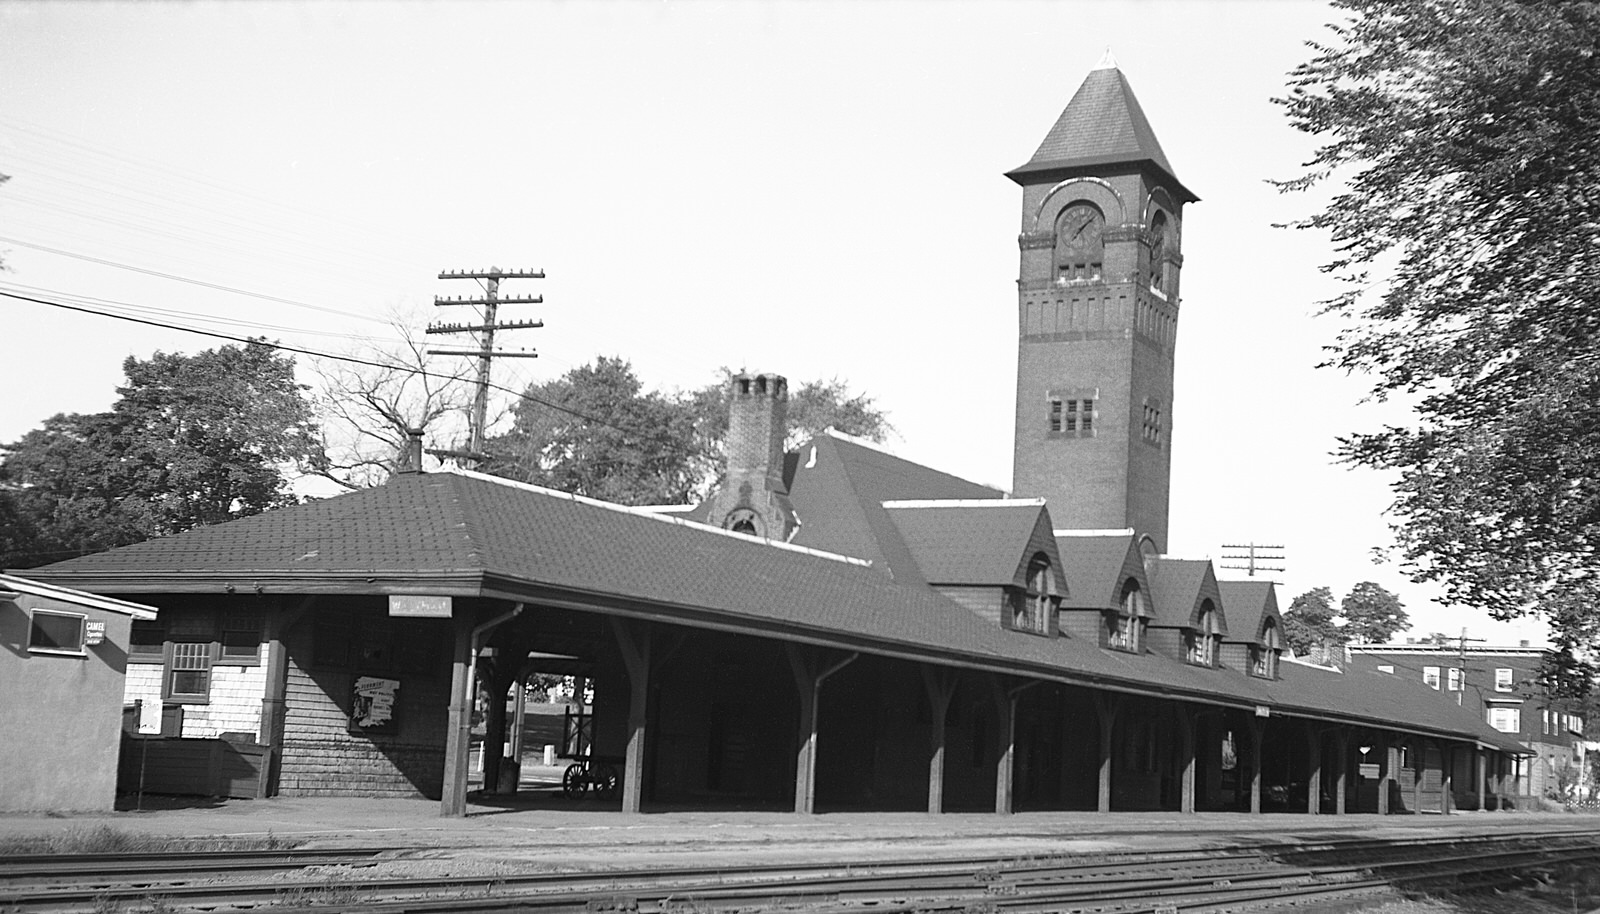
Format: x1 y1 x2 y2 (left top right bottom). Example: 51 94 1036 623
593 763 620 799
562 763 589 798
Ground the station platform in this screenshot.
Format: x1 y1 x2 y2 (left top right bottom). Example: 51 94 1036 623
1 763 1593 870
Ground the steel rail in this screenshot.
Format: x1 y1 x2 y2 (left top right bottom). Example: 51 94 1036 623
5 829 1599 913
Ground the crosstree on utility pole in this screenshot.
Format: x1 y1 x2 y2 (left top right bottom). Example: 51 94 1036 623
427 266 545 467
1219 543 1286 579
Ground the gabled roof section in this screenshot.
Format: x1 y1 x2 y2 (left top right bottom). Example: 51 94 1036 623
786 431 1004 584
1218 580 1282 645
1146 557 1226 634
884 499 1067 594
1054 531 1146 611
1006 63 1197 203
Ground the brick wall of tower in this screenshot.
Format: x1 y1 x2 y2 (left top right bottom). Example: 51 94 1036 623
1011 166 1181 550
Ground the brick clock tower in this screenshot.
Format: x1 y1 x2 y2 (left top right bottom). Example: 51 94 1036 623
1007 54 1197 552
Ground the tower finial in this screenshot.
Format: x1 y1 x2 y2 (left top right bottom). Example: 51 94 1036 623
1095 47 1118 70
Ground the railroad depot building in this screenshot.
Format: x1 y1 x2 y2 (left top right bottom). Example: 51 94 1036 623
16 60 1530 817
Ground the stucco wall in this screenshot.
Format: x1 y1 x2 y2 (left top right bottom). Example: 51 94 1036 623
0 594 136 812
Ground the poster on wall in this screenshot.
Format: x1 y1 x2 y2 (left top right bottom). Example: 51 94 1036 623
349 674 400 735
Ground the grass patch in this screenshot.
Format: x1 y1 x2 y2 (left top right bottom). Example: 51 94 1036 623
0 824 296 856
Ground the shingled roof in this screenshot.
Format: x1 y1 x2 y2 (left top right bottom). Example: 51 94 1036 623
884 499 1068 594
17 467 1524 752
1218 580 1283 645
1006 59 1198 203
1054 531 1147 611
1147 557 1226 634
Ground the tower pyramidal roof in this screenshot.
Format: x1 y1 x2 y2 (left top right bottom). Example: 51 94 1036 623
1007 55 1198 202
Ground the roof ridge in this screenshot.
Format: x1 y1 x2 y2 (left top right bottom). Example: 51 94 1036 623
1054 528 1135 537
883 498 1045 509
440 469 874 568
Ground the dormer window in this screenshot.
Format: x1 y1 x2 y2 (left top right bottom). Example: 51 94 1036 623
1107 580 1146 652
1185 599 1221 667
1251 617 1284 679
1008 553 1056 636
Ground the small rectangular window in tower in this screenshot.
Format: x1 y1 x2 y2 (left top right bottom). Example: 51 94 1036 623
1142 399 1162 447
1064 399 1078 432
1080 399 1094 432
1048 397 1063 433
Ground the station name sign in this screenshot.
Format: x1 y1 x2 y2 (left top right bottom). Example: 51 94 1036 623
388 595 453 618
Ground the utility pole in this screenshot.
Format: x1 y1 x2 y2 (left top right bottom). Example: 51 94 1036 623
1220 543 1286 579
428 267 545 466
1455 627 1488 706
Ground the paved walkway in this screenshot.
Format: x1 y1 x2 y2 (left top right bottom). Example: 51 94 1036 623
2 764 1593 870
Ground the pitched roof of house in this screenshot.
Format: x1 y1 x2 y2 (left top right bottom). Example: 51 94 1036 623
884 499 1068 593
1006 62 1197 202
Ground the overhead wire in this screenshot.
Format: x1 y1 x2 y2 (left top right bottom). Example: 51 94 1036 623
2 287 688 449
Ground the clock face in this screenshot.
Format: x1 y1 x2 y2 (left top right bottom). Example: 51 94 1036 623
1056 205 1105 255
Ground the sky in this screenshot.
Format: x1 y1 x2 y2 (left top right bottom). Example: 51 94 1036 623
0 0 1548 646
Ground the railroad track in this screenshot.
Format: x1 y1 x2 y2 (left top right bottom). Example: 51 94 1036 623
3 829 1599 913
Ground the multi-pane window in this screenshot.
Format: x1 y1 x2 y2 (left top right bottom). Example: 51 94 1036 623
1010 555 1055 636
1488 707 1521 733
1423 666 1441 690
1185 601 1220 667
1251 619 1283 679
28 610 86 655
1048 396 1096 437
1108 582 1145 652
1141 399 1163 447
168 642 213 702
1495 668 1513 691
1447 667 1463 691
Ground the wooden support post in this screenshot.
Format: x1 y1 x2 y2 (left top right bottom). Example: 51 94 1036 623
1249 717 1264 815
921 667 958 814
1475 749 1486 810
786 645 857 815
1333 730 1348 815
987 676 1034 816
440 612 475 817
1377 740 1392 815
1412 740 1423 814
1305 726 1323 815
1092 692 1120 813
610 618 653 814
258 596 313 798
1440 744 1453 815
1178 706 1196 814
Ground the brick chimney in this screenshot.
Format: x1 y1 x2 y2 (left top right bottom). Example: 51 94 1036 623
703 371 796 540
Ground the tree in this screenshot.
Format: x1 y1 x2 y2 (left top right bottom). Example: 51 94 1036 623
1276 2 1600 665
1283 586 1343 658
484 361 895 507
484 357 712 506
689 373 895 453
311 316 474 490
1339 581 1408 644
0 340 321 567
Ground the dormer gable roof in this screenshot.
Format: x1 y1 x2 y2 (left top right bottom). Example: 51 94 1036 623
884 499 1067 594
1054 530 1148 611
1218 580 1283 646
1146 557 1227 635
